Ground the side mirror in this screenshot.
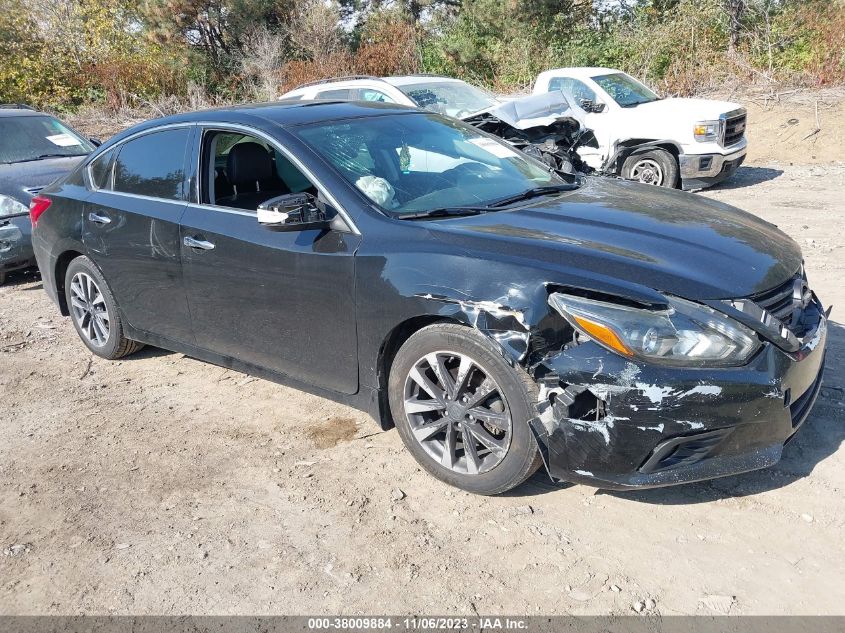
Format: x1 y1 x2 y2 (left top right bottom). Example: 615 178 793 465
89 137 103 147
579 99 605 113
257 192 330 231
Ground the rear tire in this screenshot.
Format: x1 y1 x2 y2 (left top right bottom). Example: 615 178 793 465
388 323 542 495
622 148 678 188
64 256 144 360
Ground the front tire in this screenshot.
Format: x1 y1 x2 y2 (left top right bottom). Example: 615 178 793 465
388 323 542 495
622 148 678 188
64 256 143 359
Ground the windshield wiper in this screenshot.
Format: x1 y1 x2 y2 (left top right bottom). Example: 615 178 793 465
620 98 659 108
9 153 83 164
399 206 489 220
485 183 581 208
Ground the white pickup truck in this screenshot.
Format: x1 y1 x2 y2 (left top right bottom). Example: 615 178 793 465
533 67 747 190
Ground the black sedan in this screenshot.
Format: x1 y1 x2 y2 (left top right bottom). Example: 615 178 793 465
1 105 95 284
30 101 827 494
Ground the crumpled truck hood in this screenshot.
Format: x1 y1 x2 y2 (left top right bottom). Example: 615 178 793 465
423 177 801 301
463 90 587 130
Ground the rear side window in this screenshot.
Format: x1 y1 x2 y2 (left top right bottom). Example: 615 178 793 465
89 148 117 190
112 128 191 200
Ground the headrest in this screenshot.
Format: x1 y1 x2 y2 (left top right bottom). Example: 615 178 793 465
227 142 272 185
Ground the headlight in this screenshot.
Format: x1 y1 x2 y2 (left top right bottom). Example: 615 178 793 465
693 120 720 142
549 293 760 367
0 194 29 218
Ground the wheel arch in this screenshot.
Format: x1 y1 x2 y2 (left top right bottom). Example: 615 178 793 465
375 314 465 430
606 138 682 175
54 249 85 316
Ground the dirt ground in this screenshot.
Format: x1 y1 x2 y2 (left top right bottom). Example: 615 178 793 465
2 105 845 617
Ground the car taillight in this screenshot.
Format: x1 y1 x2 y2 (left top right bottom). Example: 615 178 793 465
29 195 52 227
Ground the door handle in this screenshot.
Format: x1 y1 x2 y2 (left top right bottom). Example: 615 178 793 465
183 236 215 250
88 212 111 225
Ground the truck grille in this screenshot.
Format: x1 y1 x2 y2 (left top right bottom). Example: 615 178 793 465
721 110 746 147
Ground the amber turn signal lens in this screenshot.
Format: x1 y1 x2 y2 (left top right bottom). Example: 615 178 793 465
572 315 633 356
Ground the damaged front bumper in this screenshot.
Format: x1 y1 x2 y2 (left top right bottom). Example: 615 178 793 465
528 306 827 490
679 145 747 191
0 215 35 277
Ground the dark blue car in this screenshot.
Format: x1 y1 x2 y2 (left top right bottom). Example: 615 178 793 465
0 105 95 284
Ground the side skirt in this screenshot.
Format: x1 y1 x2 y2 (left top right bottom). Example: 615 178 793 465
123 325 383 426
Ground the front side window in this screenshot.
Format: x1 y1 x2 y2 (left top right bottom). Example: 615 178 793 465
548 77 597 106
201 130 317 211
359 89 395 103
293 113 565 215
592 73 659 108
316 88 353 100
112 128 191 200
399 81 497 118
0 115 93 164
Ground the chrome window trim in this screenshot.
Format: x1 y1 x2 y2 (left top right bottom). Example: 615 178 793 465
192 121 360 235
84 122 196 200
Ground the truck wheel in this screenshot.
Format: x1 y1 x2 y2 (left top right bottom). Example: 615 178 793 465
622 149 678 188
388 323 543 495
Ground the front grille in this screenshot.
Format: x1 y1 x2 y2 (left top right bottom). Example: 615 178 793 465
722 112 746 147
751 273 815 337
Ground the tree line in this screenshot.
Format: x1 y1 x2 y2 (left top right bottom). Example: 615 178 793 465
1 0 842 111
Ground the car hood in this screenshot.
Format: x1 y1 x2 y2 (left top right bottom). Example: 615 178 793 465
423 177 801 301
0 156 86 203
628 97 744 120
463 91 586 130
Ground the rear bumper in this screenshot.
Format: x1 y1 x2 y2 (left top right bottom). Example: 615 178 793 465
0 215 35 275
529 305 827 490
679 145 747 190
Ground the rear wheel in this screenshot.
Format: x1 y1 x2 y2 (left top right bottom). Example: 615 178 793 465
388 323 542 495
622 148 678 188
64 256 143 359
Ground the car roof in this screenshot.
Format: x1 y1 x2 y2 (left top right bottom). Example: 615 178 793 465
102 100 421 147
0 108 49 118
381 75 468 87
537 67 621 80
290 74 466 91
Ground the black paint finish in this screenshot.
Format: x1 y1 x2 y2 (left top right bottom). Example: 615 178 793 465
31 102 828 490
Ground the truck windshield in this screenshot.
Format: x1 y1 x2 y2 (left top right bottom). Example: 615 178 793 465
293 112 570 216
592 73 660 108
0 116 93 164
398 81 498 118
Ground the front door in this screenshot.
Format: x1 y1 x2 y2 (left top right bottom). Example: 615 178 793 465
180 127 360 395
82 126 194 343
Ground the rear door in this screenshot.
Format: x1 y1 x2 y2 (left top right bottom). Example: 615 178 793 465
82 125 194 343
179 126 361 394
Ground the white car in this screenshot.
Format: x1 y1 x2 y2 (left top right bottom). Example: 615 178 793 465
533 67 748 189
280 75 591 175
280 74 501 118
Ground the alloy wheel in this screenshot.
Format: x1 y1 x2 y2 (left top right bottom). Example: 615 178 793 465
630 158 664 185
69 272 110 347
402 351 513 475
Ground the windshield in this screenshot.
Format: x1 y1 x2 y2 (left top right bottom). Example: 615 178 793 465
0 116 93 163
293 112 567 216
591 73 660 107
398 81 498 118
